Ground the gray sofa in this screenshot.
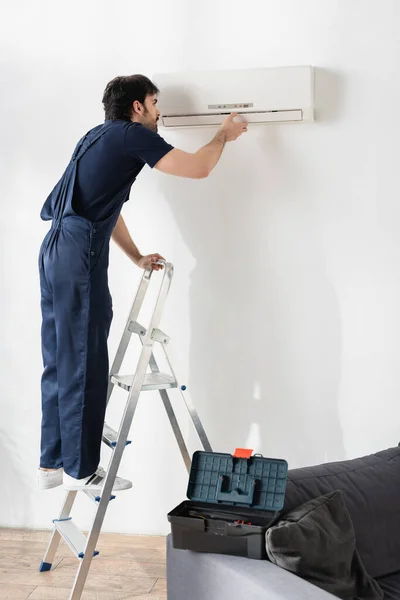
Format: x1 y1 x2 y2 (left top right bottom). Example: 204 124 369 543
167 445 400 600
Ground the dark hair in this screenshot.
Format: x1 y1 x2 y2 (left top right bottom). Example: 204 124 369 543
102 75 159 121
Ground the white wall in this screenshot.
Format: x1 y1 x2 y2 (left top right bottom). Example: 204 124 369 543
1 0 400 534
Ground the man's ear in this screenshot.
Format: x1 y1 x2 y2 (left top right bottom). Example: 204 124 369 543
132 100 143 115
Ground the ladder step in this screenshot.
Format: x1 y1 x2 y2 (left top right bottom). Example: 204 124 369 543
102 423 132 449
52 518 99 559
111 372 177 392
83 490 116 503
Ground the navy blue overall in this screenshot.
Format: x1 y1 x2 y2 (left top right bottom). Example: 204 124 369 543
39 120 173 479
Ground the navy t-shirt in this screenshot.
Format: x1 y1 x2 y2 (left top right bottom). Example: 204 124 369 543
42 120 174 222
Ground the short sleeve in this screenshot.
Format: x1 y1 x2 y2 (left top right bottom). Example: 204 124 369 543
124 123 174 168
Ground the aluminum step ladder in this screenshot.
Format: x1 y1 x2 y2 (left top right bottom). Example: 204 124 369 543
39 260 212 600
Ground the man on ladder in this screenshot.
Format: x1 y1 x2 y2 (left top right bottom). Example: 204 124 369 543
38 74 247 494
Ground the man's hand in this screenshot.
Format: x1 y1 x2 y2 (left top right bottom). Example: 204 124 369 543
135 253 166 271
219 113 248 142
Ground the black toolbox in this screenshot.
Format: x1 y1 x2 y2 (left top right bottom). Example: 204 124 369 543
168 450 288 560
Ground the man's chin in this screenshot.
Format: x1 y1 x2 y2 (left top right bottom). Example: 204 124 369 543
143 121 158 133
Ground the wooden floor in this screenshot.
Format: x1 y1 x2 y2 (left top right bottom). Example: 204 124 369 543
0 528 167 600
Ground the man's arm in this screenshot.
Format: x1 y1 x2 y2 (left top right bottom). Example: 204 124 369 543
111 214 165 271
154 113 247 179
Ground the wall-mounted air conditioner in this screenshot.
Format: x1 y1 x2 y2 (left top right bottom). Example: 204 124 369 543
154 66 314 129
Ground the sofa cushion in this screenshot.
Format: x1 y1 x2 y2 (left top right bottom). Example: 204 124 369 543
266 491 383 600
377 572 400 600
283 446 400 578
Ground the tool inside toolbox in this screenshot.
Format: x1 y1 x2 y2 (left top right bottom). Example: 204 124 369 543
186 505 278 527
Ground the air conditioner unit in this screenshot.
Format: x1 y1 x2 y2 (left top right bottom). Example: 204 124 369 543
154 66 314 129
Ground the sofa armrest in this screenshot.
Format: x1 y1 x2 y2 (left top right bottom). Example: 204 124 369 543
167 535 336 600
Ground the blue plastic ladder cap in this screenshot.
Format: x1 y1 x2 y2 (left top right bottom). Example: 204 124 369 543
95 495 116 502
39 561 52 572
111 440 131 447
52 517 71 524
181 385 187 391
78 550 99 558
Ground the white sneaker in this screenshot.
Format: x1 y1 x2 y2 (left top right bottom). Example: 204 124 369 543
63 467 132 492
38 468 63 490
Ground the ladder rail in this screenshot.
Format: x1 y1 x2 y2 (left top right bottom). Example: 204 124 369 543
148 354 192 473
159 389 192 472
162 343 212 453
69 261 174 599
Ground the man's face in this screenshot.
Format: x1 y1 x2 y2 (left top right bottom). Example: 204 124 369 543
140 94 160 132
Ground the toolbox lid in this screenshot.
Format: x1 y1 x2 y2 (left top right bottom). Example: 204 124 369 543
187 451 288 512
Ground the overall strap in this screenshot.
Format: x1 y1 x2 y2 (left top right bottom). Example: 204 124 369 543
54 123 114 223
72 122 114 162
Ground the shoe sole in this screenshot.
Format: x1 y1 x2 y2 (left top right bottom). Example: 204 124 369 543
63 482 133 492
